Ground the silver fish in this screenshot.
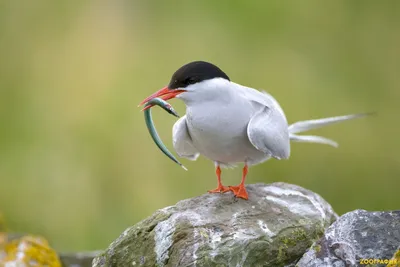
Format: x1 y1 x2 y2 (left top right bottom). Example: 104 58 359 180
143 98 187 170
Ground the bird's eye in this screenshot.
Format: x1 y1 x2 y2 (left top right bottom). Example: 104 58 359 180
186 77 197 85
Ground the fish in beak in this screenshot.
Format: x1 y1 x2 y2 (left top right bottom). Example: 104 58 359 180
138 86 186 111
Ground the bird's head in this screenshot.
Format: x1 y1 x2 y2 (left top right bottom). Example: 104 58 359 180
139 61 230 109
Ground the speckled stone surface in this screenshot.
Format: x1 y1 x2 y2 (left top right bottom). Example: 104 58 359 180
93 182 337 267
59 251 100 267
296 209 400 267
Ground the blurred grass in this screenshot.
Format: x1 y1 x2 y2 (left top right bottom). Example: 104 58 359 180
0 1 399 251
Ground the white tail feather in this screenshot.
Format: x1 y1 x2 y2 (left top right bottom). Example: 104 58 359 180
290 133 338 147
288 113 371 147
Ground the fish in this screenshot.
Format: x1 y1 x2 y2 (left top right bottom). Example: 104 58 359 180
143 97 187 170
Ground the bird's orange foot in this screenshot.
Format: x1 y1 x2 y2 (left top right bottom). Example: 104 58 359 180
208 185 231 194
229 185 249 200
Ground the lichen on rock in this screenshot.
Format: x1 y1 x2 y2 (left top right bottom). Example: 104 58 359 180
0 235 62 267
386 248 400 267
0 214 103 267
93 182 337 267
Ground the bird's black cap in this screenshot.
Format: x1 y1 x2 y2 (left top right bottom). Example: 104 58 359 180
168 61 230 89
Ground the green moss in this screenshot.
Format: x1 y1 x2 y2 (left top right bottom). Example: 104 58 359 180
194 255 213 266
199 229 209 239
277 243 289 263
276 227 312 265
280 228 308 247
312 244 321 253
315 224 326 237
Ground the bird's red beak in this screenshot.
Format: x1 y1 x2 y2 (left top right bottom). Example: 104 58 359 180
138 86 185 111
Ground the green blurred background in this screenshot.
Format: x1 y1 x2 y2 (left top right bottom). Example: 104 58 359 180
0 1 399 252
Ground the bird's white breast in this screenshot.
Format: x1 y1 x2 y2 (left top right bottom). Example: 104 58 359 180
181 81 268 165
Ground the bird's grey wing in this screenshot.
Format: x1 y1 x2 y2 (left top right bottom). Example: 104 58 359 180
247 106 290 160
172 115 200 161
236 84 290 159
236 85 287 119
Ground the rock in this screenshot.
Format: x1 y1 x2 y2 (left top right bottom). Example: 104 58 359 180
59 251 101 267
0 235 62 267
296 209 400 267
0 232 98 267
93 182 337 267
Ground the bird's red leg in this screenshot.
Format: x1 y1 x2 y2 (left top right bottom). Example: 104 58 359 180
208 165 230 194
229 164 249 200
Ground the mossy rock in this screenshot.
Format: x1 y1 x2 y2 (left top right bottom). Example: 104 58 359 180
93 182 337 267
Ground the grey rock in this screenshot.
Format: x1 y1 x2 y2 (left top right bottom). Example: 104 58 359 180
60 251 100 267
92 182 337 267
296 209 400 267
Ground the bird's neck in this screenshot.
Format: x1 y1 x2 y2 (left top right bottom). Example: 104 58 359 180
178 79 235 107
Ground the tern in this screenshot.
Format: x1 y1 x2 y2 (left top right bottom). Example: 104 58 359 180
139 61 368 200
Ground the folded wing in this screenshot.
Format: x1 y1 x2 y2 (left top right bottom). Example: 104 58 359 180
247 105 290 160
172 115 200 161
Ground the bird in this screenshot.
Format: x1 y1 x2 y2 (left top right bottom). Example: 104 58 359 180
139 61 368 200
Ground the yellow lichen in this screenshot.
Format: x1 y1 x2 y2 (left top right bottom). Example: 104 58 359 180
386 249 400 267
0 235 61 267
